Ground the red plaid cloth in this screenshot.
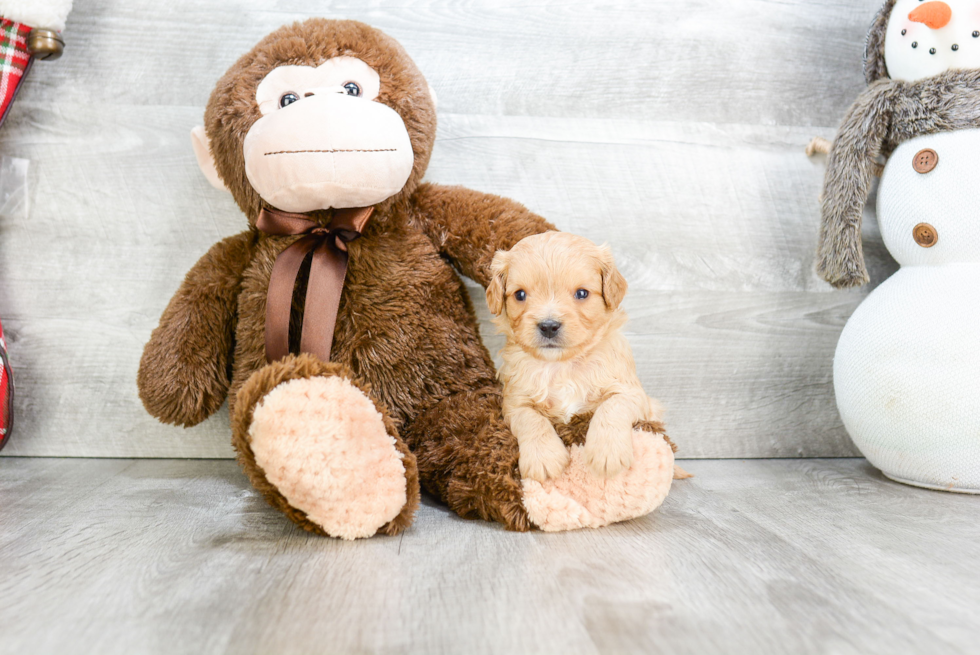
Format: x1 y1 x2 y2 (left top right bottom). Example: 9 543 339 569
0 18 25 448
0 317 11 450
0 19 32 127
0 17 29 446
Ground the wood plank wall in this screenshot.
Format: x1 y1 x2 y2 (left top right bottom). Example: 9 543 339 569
0 0 890 458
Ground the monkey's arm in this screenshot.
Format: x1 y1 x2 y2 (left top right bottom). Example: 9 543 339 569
411 183 556 287
138 231 256 427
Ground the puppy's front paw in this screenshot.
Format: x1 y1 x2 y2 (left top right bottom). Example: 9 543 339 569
520 437 571 483
584 428 634 478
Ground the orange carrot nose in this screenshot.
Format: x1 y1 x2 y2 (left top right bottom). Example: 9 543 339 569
909 1 953 29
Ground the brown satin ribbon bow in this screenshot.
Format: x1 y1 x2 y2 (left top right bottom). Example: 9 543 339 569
256 206 374 363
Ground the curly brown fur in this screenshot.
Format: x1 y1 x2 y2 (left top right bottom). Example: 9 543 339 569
138 231 257 426
412 184 555 286
819 70 980 288
138 19 555 535
554 413 674 452
403 386 533 531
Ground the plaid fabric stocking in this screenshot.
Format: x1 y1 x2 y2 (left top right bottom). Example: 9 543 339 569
0 317 11 451
0 17 26 447
0 19 32 128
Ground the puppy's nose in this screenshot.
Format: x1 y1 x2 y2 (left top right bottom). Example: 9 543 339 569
538 319 562 339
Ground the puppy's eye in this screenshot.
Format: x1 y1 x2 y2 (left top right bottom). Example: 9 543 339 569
344 82 361 97
279 93 300 108
514 290 527 302
575 289 589 300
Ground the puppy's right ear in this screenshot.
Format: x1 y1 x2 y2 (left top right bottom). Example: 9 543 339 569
191 126 230 193
486 251 509 316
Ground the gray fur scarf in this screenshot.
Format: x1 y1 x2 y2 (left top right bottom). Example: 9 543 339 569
818 69 980 288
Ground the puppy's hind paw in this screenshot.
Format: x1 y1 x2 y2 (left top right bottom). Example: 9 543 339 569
584 432 634 479
520 437 571 483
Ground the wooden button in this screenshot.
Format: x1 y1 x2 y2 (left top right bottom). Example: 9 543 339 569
913 223 938 248
912 148 939 173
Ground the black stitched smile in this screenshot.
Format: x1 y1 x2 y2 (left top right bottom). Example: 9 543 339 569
264 148 397 155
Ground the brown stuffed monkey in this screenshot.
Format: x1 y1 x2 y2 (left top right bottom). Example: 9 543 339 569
138 19 673 539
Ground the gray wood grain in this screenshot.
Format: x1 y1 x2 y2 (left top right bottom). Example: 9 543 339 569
0 0 889 457
1 457 977 654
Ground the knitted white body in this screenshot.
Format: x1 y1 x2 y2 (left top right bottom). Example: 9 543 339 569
834 128 980 492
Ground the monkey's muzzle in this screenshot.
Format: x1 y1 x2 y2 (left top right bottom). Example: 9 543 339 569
243 94 414 213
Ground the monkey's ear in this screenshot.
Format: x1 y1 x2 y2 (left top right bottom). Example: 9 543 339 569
191 126 230 193
598 245 628 310
427 84 438 110
486 251 509 316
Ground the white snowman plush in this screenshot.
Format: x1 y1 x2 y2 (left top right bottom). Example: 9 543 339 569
818 0 980 492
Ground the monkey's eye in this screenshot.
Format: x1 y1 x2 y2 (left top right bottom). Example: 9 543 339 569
279 93 300 108
514 290 527 302
575 289 589 300
343 82 361 97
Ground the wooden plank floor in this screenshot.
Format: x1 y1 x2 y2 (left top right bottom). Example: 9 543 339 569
1 457 977 654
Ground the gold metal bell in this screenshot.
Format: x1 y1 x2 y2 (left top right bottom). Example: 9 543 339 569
27 29 65 61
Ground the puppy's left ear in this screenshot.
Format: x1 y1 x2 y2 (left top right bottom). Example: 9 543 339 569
486 250 509 316
598 245 628 309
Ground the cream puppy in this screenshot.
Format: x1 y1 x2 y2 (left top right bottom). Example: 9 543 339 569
487 232 665 482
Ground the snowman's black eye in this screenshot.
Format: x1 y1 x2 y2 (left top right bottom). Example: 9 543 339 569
952 44 960 51
912 41 918 48
902 29 907 36
343 82 361 97
279 93 299 108
930 47 937 54
574 289 589 300
514 290 526 302
974 31 980 38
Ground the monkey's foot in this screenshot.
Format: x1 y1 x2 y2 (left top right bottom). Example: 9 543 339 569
521 429 674 532
248 374 412 540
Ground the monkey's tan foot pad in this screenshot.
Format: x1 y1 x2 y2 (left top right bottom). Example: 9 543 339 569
249 376 409 540
522 430 674 532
